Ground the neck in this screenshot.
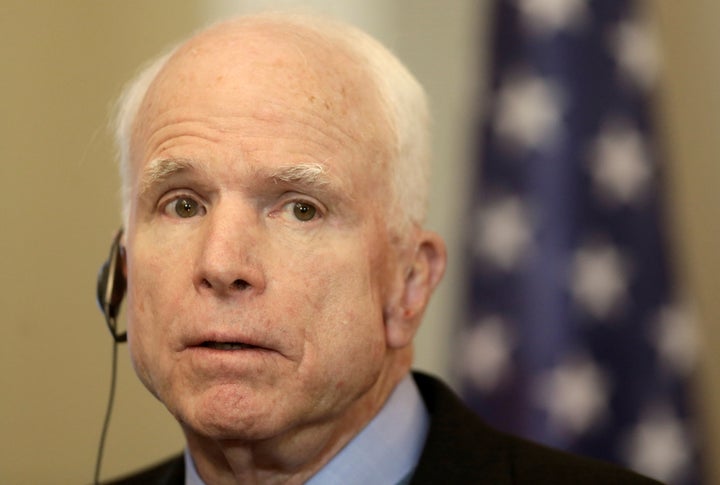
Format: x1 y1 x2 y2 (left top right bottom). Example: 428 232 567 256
183 351 412 485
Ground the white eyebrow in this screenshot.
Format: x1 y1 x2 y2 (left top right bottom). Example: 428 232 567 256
138 158 196 196
269 163 330 188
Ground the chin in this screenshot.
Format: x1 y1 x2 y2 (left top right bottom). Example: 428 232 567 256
173 386 288 442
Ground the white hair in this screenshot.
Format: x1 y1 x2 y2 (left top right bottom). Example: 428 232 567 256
113 13 431 233
114 47 177 225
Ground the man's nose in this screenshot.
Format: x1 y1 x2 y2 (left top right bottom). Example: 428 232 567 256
193 205 265 297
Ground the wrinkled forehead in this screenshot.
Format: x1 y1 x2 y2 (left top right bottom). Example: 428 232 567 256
131 20 393 168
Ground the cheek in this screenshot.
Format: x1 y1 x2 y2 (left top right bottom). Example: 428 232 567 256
292 253 388 372
125 273 161 393
126 239 187 328
124 249 184 394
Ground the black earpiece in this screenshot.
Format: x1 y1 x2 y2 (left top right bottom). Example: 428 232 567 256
96 229 127 343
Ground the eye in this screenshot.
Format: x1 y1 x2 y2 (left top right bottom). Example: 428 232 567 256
292 201 317 221
163 196 205 218
269 196 324 223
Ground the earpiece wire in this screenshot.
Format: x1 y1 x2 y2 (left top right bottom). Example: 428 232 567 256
93 317 121 485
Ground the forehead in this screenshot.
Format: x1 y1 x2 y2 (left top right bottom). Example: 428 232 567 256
129 20 394 192
136 23 386 145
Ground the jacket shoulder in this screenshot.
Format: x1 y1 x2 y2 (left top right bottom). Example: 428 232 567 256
410 372 662 485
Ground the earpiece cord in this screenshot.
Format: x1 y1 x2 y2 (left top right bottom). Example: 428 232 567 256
94 327 120 485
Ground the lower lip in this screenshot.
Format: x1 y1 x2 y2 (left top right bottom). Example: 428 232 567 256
182 346 279 378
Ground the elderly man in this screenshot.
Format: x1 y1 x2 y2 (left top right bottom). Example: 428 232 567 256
102 12 659 485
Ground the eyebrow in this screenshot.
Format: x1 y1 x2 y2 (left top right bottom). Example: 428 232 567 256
136 158 197 200
269 163 331 188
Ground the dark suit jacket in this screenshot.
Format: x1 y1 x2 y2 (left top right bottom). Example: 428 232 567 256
106 372 662 484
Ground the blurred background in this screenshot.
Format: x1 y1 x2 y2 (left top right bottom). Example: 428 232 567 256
1 0 718 483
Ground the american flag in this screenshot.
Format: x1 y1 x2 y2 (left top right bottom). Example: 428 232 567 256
459 1 702 483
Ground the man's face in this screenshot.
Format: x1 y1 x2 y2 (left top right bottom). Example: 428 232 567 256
124 28 408 441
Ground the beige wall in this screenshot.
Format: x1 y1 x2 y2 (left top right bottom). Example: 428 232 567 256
655 2 720 483
1 1 717 483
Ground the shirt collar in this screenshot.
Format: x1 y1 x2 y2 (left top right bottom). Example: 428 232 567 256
185 374 428 485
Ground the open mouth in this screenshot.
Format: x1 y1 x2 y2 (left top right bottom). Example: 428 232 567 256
200 341 258 350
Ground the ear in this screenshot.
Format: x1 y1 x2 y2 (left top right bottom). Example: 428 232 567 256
385 230 447 349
